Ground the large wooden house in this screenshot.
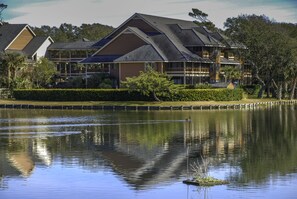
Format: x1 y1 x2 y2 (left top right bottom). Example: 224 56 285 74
0 23 53 61
80 13 251 86
47 39 99 79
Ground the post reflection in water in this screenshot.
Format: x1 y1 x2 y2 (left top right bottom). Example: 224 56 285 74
0 105 297 199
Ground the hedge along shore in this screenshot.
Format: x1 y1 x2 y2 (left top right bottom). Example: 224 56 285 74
12 89 243 101
0 100 296 111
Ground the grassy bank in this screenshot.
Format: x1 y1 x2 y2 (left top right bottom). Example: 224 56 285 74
0 98 281 107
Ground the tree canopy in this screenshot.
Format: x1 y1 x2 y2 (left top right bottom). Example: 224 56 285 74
0 52 57 89
32 23 114 42
122 67 180 101
189 8 218 31
32 57 56 88
224 14 297 99
0 3 7 22
221 66 241 83
0 51 26 89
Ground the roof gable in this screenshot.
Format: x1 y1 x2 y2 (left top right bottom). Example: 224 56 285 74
115 45 163 62
90 13 245 63
95 27 148 56
4 24 36 51
23 36 53 57
106 13 160 40
0 24 29 51
137 13 204 61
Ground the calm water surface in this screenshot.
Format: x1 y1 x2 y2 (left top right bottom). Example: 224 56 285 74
0 106 297 199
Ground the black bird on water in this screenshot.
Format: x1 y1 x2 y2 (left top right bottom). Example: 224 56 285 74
81 129 91 133
185 116 192 122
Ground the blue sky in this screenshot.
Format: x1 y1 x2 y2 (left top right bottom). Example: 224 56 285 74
1 0 297 28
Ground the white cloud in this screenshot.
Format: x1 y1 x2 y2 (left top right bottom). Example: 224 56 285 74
6 0 297 29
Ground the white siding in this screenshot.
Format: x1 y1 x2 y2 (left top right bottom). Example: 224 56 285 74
36 38 52 59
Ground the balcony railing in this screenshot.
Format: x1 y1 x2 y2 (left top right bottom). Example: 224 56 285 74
165 67 209 73
49 57 86 62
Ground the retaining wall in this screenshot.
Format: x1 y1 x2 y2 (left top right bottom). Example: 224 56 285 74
0 100 296 111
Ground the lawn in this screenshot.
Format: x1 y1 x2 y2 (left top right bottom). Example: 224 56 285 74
0 98 281 107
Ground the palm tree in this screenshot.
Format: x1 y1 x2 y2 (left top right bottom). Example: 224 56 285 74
221 66 241 83
0 51 27 88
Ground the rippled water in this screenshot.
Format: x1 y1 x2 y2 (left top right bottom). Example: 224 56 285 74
0 106 297 199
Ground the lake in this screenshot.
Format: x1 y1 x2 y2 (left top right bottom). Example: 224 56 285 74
0 105 297 199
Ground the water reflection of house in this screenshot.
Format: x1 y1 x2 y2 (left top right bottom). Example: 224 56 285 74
99 141 187 189
6 152 34 177
93 120 245 189
0 113 250 189
184 119 245 156
33 139 52 166
0 151 27 178
0 139 52 180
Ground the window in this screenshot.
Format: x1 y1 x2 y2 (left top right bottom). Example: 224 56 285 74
228 53 235 60
202 51 209 58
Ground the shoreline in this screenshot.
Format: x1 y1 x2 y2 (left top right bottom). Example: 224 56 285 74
0 99 296 111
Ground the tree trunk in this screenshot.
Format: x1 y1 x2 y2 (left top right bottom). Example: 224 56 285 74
290 77 297 100
258 85 265 99
7 65 11 88
283 82 288 99
153 92 161 101
266 80 271 98
253 66 265 98
271 79 278 98
254 74 266 98
277 82 283 100
271 87 277 98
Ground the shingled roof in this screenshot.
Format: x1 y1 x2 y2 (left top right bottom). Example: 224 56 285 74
0 24 29 51
48 39 98 50
23 36 52 57
211 32 247 49
84 13 244 64
115 45 163 62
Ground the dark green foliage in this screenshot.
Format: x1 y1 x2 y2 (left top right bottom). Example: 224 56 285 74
221 66 241 82
189 8 218 31
185 84 213 89
0 51 27 89
66 77 84 88
87 74 113 88
122 67 181 101
171 89 243 101
32 23 114 42
33 57 56 88
224 14 297 99
195 84 212 89
13 88 243 101
0 3 7 22
13 89 152 101
241 85 261 95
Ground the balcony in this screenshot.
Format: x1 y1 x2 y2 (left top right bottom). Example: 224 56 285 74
164 67 209 76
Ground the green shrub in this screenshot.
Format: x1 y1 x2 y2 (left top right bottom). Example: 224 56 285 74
169 89 242 101
13 89 151 101
240 85 261 98
13 88 243 101
185 84 212 89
